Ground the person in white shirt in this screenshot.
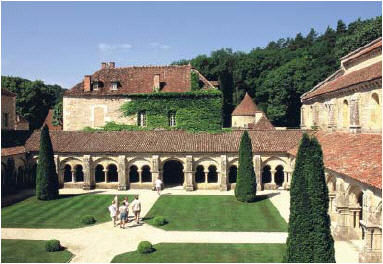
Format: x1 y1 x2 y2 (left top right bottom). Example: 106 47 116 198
108 200 118 227
155 177 163 195
123 196 130 222
131 195 141 224
119 202 128 229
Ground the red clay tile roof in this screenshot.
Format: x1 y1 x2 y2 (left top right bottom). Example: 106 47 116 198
288 131 382 189
248 116 275 130
25 129 310 154
1 88 16 97
65 65 193 96
1 146 25 157
302 62 382 101
341 38 382 65
232 93 261 116
43 110 62 131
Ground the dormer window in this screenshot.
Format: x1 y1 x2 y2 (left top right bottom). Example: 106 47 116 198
111 82 118 91
92 82 99 91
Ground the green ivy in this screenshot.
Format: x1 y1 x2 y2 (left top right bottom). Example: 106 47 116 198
119 90 223 132
191 71 200 91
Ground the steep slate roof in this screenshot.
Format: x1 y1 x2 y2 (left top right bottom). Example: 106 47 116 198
288 131 382 190
232 93 262 116
1 146 25 157
25 129 309 154
65 65 193 96
302 62 381 101
1 88 16 97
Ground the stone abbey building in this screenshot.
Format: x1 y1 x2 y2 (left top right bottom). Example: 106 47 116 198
2 38 382 262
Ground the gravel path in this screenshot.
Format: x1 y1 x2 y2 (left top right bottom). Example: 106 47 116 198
1 189 360 263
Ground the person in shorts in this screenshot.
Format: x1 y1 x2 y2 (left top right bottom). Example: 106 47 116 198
108 200 118 227
131 195 141 224
155 177 163 195
119 202 128 228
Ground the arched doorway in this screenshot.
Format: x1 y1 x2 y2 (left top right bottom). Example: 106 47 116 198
228 165 237 183
195 165 205 183
141 165 152 182
107 164 118 182
95 165 105 183
63 165 72 182
207 165 218 183
262 165 272 183
163 160 184 187
275 165 284 186
129 165 139 183
75 165 84 182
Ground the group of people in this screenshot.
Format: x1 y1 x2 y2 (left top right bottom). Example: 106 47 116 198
107 177 164 229
108 195 142 229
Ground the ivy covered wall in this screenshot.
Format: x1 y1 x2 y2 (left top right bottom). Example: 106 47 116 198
120 89 223 132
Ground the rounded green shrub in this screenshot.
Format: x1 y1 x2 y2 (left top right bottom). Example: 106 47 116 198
153 216 167 226
45 240 61 252
137 241 154 254
81 215 96 225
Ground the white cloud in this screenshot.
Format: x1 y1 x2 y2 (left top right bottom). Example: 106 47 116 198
98 43 132 52
149 42 171 49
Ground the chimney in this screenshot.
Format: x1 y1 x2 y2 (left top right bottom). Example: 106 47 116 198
153 74 160 91
101 62 107 69
84 75 91 92
109 62 115 69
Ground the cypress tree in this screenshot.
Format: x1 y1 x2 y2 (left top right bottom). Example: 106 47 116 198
235 131 257 202
285 133 313 262
306 137 335 262
36 125 59 200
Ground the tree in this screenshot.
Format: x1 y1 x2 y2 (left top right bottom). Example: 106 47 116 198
2 158 16 196
306 137 335 262
336 19 347 34
219 69 234 127
36 125 59 200
285 134 313 262
52 101 63 126
235 131 257 202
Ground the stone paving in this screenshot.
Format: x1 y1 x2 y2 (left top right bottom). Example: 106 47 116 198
1 188 360 263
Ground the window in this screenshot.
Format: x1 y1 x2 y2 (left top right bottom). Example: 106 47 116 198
92 83 99 91
2 113 9 128
138 111 146 127
168 111 176 127
111 82 118 90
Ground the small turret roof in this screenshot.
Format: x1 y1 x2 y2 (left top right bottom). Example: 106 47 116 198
232 92 261 116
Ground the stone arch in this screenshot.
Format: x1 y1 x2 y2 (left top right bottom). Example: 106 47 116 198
127 157 151 167
74 165 84 182
262 165 272 184
207 165 218 183
274 165 284 187
261 156 287 171
326 174 337 193
195 165 205 183
342 99 350 128
194 157 219 169
163 159 184 187
93 157 118 167
59 157 82 169
370 92 380 129
107 164 118 182
95 164 105 183
141 165 152 183
228 165 237 183
129 165 139 183
347 185 364 235
63 164 72 182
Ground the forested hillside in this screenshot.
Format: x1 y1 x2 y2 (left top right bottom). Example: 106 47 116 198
173 16 382 127
1 76 64 130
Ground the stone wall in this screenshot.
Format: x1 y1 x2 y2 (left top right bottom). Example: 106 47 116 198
63 96 134 130
1 95 16 130
232 115 255 128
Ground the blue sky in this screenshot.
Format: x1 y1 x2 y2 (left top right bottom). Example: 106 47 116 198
2 1 381 88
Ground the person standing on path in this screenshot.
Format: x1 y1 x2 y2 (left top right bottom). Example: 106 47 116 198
155 177 163 195
131 195 141 224
123 196 130 221
119 202 128 229
108 200 118 227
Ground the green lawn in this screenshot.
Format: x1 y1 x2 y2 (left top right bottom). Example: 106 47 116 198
144 195 287 232
1 239 73 263
112 243 286 263
2 194 134 228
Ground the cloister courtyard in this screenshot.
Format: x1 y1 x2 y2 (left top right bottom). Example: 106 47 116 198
1 188 361 263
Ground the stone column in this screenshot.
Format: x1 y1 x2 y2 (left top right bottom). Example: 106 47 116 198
204 171 208 183
151 155 160 191
329 192 336 221
220 155 228 191
300 107 306 129
82 155 93 190
359 223 382 262
138 169 142 183
253 155 262 191
283 171 291 190
350 95 361 133
71 170 76 183
185 155 194 191
313 104 319 127
118 155 128 190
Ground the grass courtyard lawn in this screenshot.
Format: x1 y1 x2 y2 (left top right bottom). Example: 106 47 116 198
1 239 73 263
112 243 286 263
144 195 287 232
1 194 133 229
